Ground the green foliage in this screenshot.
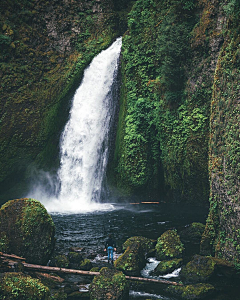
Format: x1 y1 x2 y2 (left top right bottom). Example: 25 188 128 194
155 230 185 260
114 0 210 202
0 273 52 300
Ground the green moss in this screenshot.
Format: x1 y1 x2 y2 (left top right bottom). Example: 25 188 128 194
180 255 216 283
122 236 155 254
167 283 215 300
89 267 129 300
153 258 183 276
115 241 146 276
0 198 55 264
79 258 92 271
112 0 211 202
155 230 185 260
55 254 69 268
0 272 51 300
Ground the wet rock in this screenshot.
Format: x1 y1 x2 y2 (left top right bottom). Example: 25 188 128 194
79 258 92 271
0 272 52 300
211 257 236 278
180 255 215 283
0 198 55 264
152 258 183 276
68 290 90 299
155 230 185 261
55 254 70 268
114 241 146 276
122 236 155 255
167 283 215 299
89 267 129 300
68 252 83 265
179 223 205 244
69 247 86 253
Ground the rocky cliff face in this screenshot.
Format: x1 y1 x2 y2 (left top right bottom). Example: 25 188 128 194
0 0 130 202
201 3 240 268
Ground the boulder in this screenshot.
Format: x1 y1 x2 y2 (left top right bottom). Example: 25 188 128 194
55 254 70 268
152 258 183 276
179 223 205 244
167 283 215 299
122 236 155 254
89 267 129 300
79 258 92 271
0 272 52 300
155 230 185 260
0 198 55 264
180 255 215 283
114 241 146 276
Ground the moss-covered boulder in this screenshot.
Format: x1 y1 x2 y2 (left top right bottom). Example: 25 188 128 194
167 283 215 299
0 272 52 300
114 241 146 276
155 230 185 261
122 236 155 254
180 255 215 284
179 223 205 244
89 267 129 300
55 254 70 268
152 258 183 276
0 198 55 264
79 259 92 271
68 251 84 269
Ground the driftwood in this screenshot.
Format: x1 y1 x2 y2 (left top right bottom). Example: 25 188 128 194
0 252 183 286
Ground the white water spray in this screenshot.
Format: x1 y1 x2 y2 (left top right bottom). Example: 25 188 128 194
29 38 122 213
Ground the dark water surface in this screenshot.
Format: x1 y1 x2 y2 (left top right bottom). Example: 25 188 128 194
51 203 215 299
52 203 208 255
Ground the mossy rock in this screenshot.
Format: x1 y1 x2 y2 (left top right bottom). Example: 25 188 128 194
179 223 205 244
211 257 236 278
152 258 183 276
167 283 215 299
68 252 83 263
155 230 185 261
0 198 55 264
180 255 215 283
79 259 92 271
0 272 52 300
122 236 155 254
55 254 70 268
114 241 146 276
89 267 129 300
68 290 90 299
0 232 10 253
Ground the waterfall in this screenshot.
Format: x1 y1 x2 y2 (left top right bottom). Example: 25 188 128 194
30 38 122 213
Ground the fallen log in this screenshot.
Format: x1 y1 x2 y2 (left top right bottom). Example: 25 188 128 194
0 252 25 261
0 253 183 286
125 275 182 286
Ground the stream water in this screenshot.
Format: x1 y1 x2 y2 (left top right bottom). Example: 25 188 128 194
52 203 209 299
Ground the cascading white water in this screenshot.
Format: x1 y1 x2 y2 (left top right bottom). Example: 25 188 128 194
30 38 122 213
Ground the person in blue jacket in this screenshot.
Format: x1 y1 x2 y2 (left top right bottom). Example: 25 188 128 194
104 234 116 264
